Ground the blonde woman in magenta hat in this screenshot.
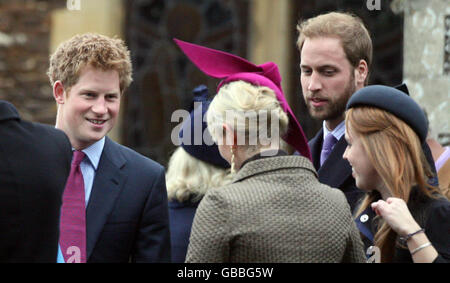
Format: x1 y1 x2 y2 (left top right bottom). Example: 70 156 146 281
174 39 366 263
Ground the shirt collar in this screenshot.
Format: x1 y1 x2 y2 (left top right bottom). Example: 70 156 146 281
323 120 345 141
72 137 105 170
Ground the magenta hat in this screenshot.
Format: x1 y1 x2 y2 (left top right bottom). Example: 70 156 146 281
174 38 311 160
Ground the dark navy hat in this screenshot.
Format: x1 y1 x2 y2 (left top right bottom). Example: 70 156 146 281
346 85 428 143
178 85 230 169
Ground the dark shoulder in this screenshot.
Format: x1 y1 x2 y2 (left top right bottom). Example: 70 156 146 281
427 196 450 220
32 122 69 141
425 197 450 260
18 120 71 152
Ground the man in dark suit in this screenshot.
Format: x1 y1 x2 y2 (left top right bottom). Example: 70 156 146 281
48 33 171 262
0 100 72 262
296 12 370 212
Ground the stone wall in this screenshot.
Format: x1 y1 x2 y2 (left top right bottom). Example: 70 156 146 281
398 0 450 145
0 0 65 124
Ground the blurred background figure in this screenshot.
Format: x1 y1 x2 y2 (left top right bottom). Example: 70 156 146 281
423 108 450 199
166 85 231 263
345 85 450 263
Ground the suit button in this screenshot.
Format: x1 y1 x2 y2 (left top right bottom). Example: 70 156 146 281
360 214 369 223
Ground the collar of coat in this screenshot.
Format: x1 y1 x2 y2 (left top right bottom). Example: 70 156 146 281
232 154 318 184
0 100 20 121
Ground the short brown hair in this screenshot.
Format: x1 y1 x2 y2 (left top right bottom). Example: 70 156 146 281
47 33 132 93
297 12 372 84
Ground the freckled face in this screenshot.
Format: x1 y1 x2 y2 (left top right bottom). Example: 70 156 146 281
343 126 381 192
56 65 121 149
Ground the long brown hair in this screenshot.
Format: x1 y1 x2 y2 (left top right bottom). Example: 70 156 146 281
346 107 439 262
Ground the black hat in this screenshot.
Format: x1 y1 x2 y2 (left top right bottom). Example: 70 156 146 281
346 85 428 143
178 85 230 169
393 83 409 95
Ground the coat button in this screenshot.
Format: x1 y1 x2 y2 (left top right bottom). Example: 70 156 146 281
360 214 369 223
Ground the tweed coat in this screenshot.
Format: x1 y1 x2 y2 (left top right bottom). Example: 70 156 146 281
185 155 366 263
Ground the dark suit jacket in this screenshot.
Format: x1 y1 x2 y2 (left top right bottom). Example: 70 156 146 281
0 100 72 262
86 137 171 262
309 130 364 213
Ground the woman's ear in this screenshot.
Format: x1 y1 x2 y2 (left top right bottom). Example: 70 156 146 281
223 124 237 146
354 59 369 87
53 81 66 104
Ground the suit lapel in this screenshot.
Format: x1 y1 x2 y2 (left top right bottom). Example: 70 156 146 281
308 129 323 171
317 137 352 188
86 137 127 259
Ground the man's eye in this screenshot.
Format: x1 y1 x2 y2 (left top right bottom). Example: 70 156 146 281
106 95 118 100
301 69 312 75
323 70 336 76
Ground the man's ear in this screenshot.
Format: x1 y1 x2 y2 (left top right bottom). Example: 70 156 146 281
354 59 369 87
53 81 66 104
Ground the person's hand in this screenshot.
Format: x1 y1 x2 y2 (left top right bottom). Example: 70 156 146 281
371 197 421 236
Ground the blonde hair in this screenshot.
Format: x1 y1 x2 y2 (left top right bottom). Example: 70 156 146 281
166 147 232 203
346 107 439 262
297 12 372 85
47 33 132 94
206 81 289 153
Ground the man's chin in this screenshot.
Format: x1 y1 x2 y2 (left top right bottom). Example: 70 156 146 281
308 109 331 121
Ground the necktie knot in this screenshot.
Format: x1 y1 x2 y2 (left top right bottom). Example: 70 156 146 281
323 134 337 151
72 150 85 166
320 133 338 166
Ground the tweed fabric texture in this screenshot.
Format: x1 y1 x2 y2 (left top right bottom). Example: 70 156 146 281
185 155 366 263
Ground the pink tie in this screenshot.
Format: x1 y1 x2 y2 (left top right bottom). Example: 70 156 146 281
59 150 86 263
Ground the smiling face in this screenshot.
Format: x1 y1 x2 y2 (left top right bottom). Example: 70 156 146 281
300 37 360 130
343 125 381 192
54 65 121 150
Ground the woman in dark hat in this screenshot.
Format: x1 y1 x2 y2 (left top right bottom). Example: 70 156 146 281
175 39 366 263
344 85 450 263
166 85 231 263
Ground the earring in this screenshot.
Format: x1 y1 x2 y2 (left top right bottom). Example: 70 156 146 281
230 146 236 174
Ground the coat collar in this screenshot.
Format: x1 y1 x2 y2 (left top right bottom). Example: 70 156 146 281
0 100 20 121
354 206 376 243
232 155 317 184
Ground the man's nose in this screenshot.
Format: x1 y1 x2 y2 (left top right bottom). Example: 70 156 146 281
308 72 322 92
91 98 108 115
